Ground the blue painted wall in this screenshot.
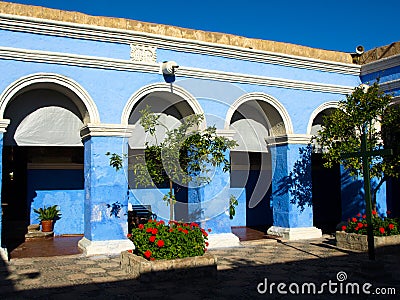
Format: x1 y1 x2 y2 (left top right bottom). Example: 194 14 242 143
27 169 84 235
271 144 314 228
0 135 3 247
341 167 388 220
83 136 129 241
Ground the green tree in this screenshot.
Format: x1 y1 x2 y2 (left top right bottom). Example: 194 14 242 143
312 82 400 207
108 106 237 220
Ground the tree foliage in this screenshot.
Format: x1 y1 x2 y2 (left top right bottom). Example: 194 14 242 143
312 82 400 203
109 105 237 220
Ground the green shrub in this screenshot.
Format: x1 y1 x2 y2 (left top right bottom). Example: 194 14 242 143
128 219 211 260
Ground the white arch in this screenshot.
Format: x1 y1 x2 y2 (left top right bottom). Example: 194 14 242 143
225 92 293 135
306 101 340 135
121 83 204 125
0 73 100 123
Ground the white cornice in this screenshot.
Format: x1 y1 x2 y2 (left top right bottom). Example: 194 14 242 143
361 54 400 76
0 46 355 94
216 129 236 140
80 123 134 140
392 96 400 105
0 14 360 75
265 134 312 146
379 78 400 92
179 67 354 94
0 46 160 73
0 118 10 133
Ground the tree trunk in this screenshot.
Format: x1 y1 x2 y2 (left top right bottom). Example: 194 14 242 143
372 176 386 212
169 179 174 221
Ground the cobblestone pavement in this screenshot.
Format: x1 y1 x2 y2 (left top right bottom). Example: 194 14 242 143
1 235 399 299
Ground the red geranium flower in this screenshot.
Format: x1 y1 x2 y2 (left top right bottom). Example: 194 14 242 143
362 214 366 219
387 210 391 215
127 249 133 253
149 236 156 243
355 227 359 231
150 257 155 261
144 250 152 258
208 228 212 232
157 220 165 226
364 223 368 227
372 210 377 215
357 222 363 228
389 224 395 230
138 224 144 230
169 228 174 232
341 225 347 231
152 228 158 235
352 217 357 222
146 228 153 233
205 241 209 247
357 213 361 217
157 240 165 247
379 227 385 234
127 233 132 238
183 229 188 234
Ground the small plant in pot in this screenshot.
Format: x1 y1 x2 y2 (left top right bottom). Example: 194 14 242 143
34 205 61 232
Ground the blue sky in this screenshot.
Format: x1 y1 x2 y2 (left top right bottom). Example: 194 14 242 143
2 0 399 53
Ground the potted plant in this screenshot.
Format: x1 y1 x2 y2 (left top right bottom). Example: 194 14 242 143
33 205 61 232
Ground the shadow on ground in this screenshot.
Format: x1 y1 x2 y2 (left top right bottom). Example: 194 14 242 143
1 242 399 299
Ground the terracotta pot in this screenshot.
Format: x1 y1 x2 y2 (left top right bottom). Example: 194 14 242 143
41 220 54 232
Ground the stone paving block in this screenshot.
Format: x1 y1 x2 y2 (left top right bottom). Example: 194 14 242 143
15 268 40 275
67 273 90 280
75 260 96 265
19 278 42 285
91 276 116 283
84 267 107 274
107 270 128 277
98 262 118 269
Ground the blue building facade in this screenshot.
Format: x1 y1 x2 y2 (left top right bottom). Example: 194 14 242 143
0 2 398 257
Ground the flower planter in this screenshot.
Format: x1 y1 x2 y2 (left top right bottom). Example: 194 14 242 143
336 231 400 252
120 251 217 281
41 220 54 232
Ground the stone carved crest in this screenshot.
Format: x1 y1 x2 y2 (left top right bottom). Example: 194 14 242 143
130 44 157 63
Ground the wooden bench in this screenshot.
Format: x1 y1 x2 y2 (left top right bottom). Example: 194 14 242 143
128 205 156 231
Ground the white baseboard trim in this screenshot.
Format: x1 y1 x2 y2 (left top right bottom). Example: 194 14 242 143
207 233 241 249
267 226 322 241
0 247 8 261
78 237 134 256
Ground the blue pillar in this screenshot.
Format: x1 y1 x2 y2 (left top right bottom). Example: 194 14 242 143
268 142 322 240
0 133 4 254
78 125 134 255
0 121 9 260
188 150 231 233
188 146 240 247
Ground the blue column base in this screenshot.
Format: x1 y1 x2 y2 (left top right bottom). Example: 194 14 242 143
267 226 322 240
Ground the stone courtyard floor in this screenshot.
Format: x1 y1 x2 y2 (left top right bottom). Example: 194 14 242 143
1 235 399 299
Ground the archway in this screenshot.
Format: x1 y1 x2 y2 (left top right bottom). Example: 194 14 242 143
125 85 202 223
0 75 95 254
227 93 290 229
309 103 342 233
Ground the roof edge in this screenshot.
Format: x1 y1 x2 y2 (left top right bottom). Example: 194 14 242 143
0 1 354 64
